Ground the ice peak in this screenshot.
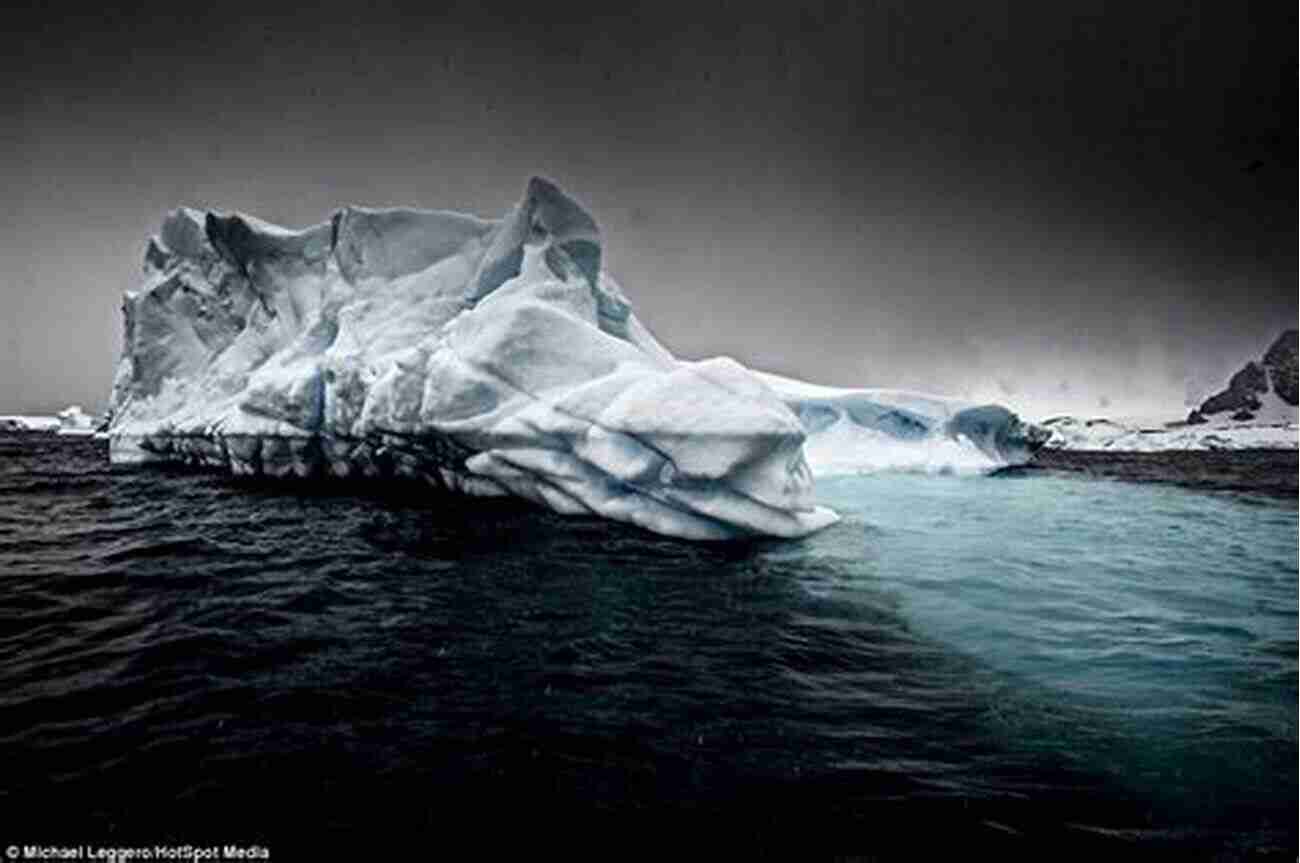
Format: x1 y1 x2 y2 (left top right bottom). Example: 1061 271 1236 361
107 177 841 540
108 177 1045 539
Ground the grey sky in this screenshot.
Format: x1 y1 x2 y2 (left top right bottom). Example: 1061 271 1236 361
2 1 1294 419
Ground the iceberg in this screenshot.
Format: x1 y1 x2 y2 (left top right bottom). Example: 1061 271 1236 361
106 177 1043 540
755 372 1050 475
107 178 840 540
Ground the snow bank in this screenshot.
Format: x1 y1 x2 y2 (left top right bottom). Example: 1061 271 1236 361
1041 415 1299 452
0 406 96 434
0 415 61 433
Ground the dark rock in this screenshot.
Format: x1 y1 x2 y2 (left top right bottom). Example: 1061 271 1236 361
1262 328 1297 406
1231 361 1268 394
1185 409 1207 425
1194 329 1298 417
1198 361 1268 415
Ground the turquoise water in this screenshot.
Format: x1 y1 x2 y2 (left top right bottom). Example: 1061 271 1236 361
2 436 1295 853
791 473 1298 834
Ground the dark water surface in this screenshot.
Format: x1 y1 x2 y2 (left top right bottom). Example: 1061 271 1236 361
1 433 1295 856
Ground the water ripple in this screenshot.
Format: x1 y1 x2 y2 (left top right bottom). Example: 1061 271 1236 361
0 433 1294 853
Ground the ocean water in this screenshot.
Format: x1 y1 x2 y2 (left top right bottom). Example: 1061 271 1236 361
1 433 1295 855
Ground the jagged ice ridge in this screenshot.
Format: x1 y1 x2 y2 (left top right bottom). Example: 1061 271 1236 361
107 178 1043 540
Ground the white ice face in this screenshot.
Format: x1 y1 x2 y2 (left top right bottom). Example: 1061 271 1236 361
754 372 1051 475
107 177 839 540
107 176 1057 538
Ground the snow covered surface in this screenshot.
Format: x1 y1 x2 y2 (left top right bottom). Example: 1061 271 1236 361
0 415 61 433
1040 376 1298 451
56 405 96 436
106 177 1043 540
1041 334 1300 452
1219 390 1299 427
1040 412 1299 452
0 406 97 434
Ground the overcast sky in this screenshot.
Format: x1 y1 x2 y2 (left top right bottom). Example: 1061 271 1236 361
2 1 1294 419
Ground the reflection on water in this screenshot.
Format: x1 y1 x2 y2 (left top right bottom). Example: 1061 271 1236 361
0 434 1295 854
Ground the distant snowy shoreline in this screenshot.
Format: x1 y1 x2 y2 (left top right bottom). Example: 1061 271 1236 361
1036 329 1297 453
1038 415 1298 452
0 405 98 436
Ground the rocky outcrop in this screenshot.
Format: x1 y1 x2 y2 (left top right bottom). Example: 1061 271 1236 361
1262 329 1297 406
1197 362 1268 416
1189 329 1298 422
